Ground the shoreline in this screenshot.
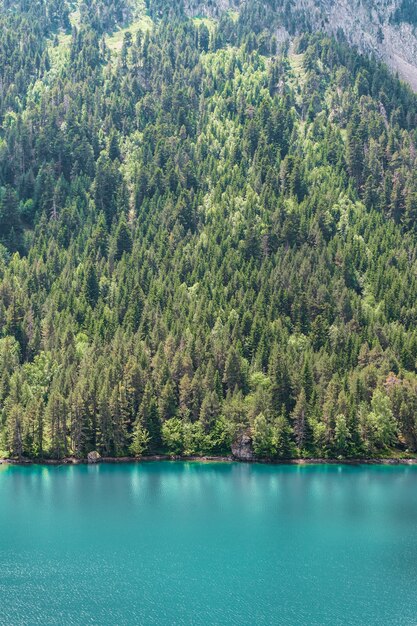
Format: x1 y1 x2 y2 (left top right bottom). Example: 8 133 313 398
2 455 417 466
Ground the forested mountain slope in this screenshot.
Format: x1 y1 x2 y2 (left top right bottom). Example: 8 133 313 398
184 0 417 90
1 0 417 460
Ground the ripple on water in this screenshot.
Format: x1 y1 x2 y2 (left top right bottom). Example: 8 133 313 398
1 463 417 625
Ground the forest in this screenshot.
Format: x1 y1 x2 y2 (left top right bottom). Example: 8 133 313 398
1 0 417 460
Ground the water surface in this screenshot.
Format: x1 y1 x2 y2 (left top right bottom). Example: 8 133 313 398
1 462 417 625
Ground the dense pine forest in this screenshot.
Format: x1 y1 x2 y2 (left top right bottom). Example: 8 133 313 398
1 0 417 461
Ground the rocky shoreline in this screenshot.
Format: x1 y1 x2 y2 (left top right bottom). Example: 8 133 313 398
2 455 417 466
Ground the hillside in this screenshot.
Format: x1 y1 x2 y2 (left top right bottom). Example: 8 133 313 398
183 0 417 90
1 0 417 460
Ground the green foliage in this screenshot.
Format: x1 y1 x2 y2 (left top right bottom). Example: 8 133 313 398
162 418 184 455
367 390 397 450
0 1 417 460
130 421 150 456
334 414 351 456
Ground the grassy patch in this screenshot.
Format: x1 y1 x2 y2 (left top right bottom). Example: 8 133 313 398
193 16 217 33
69 7 80 29
106 15 153 53
228 10 239 22
288 51 306 85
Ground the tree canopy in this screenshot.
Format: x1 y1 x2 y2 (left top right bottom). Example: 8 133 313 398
1 0 417 460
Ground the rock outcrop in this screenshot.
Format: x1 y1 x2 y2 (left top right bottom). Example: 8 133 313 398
184 0 239 18
232 432 255 461
87 451 101 464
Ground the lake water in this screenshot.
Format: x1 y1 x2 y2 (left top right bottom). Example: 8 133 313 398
1 462 417 625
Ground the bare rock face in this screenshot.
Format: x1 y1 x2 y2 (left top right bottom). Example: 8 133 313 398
184 0 239 18
87 451 101 464
232 432 255 461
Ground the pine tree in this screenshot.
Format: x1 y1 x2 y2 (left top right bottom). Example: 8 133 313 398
46 391 68 459
139 383 161 450
114 218 133 261
292 388 310 452
84 263 99 307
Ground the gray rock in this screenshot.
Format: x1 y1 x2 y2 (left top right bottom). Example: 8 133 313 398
87 450 101 464
232 432 255 461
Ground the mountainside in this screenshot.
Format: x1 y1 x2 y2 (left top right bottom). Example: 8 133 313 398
287 0 417 90
1 0 417 461
184 0 417 89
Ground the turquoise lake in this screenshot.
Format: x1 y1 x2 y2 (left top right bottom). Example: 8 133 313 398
1 462 417 625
